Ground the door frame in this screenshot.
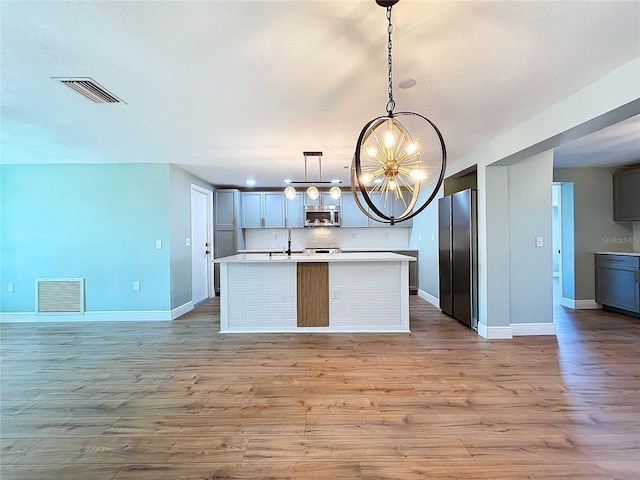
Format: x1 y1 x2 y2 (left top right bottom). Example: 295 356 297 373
191 184 214 302
552 182 563 302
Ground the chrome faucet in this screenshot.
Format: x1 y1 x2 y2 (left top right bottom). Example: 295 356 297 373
287 228 292 257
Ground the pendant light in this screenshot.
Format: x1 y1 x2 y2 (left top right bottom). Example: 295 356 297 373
351 0 446 225
284 152 342 201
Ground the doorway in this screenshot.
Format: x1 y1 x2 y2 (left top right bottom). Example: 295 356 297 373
191 185 213 305
552 183 562 304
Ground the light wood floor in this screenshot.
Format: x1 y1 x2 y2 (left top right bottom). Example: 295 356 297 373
1 297 639 479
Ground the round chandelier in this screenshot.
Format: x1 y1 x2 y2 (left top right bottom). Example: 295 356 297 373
351 0 446 225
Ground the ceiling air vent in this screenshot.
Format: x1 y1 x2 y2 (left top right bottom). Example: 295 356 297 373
53 77 126 104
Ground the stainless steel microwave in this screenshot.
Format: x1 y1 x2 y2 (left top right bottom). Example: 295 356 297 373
304 205 340 227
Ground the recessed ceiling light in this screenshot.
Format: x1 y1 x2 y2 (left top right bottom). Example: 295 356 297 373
398 78 417 89
246 179 256 186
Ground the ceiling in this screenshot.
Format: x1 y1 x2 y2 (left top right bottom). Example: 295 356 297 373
1 1 639 188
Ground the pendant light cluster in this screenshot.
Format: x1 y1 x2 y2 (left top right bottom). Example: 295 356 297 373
350 0 446 225
284 151 341 201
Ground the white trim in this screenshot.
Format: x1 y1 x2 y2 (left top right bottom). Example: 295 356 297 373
575 299 601 310
171 301 193 320
0 310 179 323
511 322 556 336
477 322 513 339
560 297 575 308
418 289 439 308
221 327 411 334
560 297 601 309
191 184 215 302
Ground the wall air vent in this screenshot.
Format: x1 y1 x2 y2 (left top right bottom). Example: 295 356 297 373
53 77 126 104
36 278 85 315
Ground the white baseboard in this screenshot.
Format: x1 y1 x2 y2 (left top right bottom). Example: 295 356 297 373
560 297 601 310
511 322 556 336
417 289 439 308
171 301 193 319
575 299 601 310
477 323 513 339
0 300 196 323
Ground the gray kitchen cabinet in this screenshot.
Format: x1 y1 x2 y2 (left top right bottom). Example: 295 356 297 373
393 249 419 294
613 168 640 221
285 192 304 227
340 191 369 227
302 190 341 207
241 192 285 228
214 189 240 228
366 191 412 227
595 254 640 316
214 189 244 293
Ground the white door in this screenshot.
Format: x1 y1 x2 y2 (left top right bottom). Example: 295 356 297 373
191 186 212 305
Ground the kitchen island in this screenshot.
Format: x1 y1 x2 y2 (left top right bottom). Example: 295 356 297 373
214 252 414 333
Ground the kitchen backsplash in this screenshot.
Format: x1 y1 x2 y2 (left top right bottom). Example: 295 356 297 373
244 228 410 251
634 222 640 253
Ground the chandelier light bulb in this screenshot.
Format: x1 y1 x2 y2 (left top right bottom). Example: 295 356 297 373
384 129 395 148
329 186 342 200
388 179 397 190
410 169 426 180
306 185 320 200
365 146 378 157
362 173 372 184
284 185 297 200
405 142 418 155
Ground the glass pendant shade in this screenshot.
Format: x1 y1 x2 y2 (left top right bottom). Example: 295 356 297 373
306 185 320 200
329 186 342 200
284 185 297 200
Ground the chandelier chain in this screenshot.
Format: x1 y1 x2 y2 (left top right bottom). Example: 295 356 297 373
386 5 395 115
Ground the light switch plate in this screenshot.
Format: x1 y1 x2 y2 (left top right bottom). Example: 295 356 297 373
156 240 162 249
133 281 140 291
535 236 543 247
8 282 14 292
185 238 191 247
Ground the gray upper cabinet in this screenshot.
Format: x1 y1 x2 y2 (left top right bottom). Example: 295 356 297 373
302 190 341 207
341 192 369 227
241 192 285 228
285 192 304 227
614 168 640 221
214 189 240 228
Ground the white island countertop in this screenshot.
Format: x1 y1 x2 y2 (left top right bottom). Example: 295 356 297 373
215 252 416 263
595 252 640 257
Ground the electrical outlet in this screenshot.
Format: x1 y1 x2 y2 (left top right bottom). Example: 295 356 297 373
384 233 388 239
133 281 140 291
535 236 543 247
185 238 191 247
418 234 422 241
8 282 14 292
431 233 435 241
331 289 339 300
352 233 356 239
156 240 162 249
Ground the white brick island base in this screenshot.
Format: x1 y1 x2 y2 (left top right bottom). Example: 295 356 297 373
216 252 413 333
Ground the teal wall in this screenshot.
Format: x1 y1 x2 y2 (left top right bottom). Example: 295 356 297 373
1 163 172 313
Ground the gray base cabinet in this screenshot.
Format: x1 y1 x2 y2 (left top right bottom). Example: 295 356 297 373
595 254 640 316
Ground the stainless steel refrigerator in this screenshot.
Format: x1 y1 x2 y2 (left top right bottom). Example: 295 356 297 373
438 188 478 329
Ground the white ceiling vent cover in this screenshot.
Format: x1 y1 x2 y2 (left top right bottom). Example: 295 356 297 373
36 278 85 315
53 77 126 104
